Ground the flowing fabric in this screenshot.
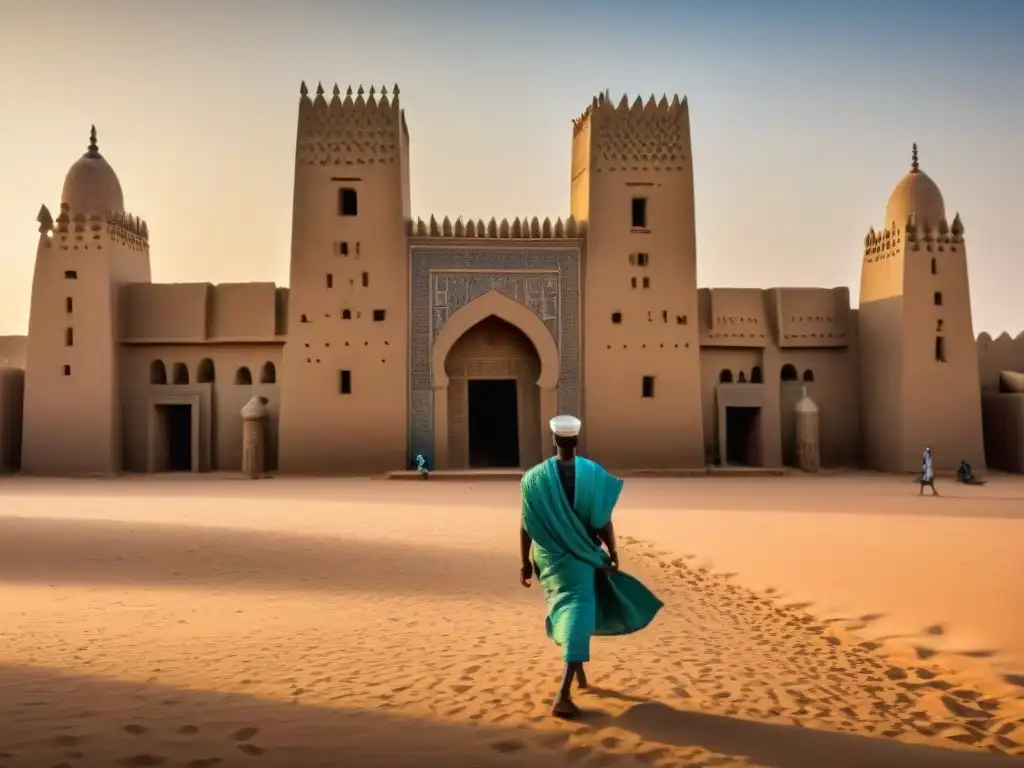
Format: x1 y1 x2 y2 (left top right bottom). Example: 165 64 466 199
522 457 663 662
921 451 934 483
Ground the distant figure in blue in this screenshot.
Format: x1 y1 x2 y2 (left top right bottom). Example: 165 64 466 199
414 453 429 480
519 415 662 718
919 445 939 496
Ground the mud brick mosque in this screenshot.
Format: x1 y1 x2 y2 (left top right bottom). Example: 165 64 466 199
0 81 1022 477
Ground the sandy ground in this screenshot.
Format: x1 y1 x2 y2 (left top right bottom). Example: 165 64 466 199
0 472 1023 767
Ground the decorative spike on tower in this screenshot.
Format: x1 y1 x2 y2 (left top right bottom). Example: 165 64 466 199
911 142 919 172
86 125 100 158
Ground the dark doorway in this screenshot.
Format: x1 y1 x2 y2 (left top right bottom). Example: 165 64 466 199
468 379 519 468
158 404 192 471
725 406 761 466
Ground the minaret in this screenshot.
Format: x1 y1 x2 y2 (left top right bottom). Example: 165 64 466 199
277 82 411 474
570 93 704 468
21 127 151 475
857 144 984 472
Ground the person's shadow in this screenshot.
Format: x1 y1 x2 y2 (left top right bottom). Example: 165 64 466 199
582 692 1020 767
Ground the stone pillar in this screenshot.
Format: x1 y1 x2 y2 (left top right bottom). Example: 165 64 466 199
538 385 558 460
795 387 820 473
432 384 449 470
241 396 269 478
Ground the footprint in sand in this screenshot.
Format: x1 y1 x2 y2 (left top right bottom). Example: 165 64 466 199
124 725 147 735
237 744 265 756
230 727 259 741
177 725 200 735
490 739 525 753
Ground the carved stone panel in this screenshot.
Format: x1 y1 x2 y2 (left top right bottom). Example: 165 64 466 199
409 246 580 462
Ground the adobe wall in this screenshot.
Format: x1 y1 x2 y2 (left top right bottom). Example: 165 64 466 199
976 331 1024 392
121 282 283 341
0 336 26 368
575 93 704 469
119 344 282 472
278 83 410 474
0 367 24 473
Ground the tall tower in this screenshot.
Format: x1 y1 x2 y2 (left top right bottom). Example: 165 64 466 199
277 83 411 474
22 127 152 474
858 145 984 472
572 93 704 468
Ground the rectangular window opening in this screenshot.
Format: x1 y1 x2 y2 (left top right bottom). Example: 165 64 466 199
631 197 647 229
611 312 622 324
63 364 71 376
339 369 352 394
934 291 943 306
630 277 637 289
326 273 333 289
339 188 358 216
64 270 77 280
642 375 655 398
676 315 688 325
930 257 937 275
65 297 73 313
662 310 668 322
935 336 946 362
637 252 649 267
372 309 386 322
361 272 369 287
642 276 650 289
64 327 73 346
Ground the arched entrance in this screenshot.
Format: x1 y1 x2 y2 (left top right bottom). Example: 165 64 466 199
430 290 560 470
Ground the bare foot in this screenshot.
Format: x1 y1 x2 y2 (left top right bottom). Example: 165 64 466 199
552 696 580 719
575 667 589 689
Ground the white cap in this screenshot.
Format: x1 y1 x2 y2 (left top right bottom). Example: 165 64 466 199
550 414 582 437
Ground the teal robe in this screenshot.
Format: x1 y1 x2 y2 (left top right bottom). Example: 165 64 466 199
521 457 663 662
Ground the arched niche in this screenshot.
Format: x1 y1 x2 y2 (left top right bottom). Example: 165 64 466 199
197 358 215 383
150 360 167 385
235 366 253 385
260 362 276 384
172 362 189 385
719 369 733 383
431 290 560 389
780 363 798 381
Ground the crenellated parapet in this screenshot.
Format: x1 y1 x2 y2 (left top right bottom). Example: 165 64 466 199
903 212 964 253
573 91 689 173
295 81 404 166
36 202 149 254
406 215 585 239
862 224 903 263
976 330 1024 392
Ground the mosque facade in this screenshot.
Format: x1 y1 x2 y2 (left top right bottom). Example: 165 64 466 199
0 82 1022 477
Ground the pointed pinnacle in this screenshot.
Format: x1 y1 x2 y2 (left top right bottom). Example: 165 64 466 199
393 83 400 96
381 85 388 95
369 85 375 96
299 81 308 97
346 86 353 96
332 84 340 96
316 82 324 96
357 85 364 96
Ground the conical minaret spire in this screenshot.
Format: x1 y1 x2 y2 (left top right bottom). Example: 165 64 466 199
86 125 101 158
910 142 919 172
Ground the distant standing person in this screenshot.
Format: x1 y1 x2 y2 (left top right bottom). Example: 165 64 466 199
919 445 939 496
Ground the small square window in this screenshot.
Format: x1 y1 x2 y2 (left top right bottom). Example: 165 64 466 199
630 277 637 289
373 309 386 322
631 197 647 229
340 241 349 256
642 277 650 289
611 312 622 324
676 315 687 325
636 252 649 267
642 376 655 398
934 291 943 306
340 369 352 394
63 364 71 376
339 188 358 216
64 270 77 280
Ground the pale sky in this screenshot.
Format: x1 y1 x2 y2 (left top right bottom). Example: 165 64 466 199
1 0 1021 336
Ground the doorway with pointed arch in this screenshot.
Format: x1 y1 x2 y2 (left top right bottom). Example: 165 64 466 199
430 290 560 470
